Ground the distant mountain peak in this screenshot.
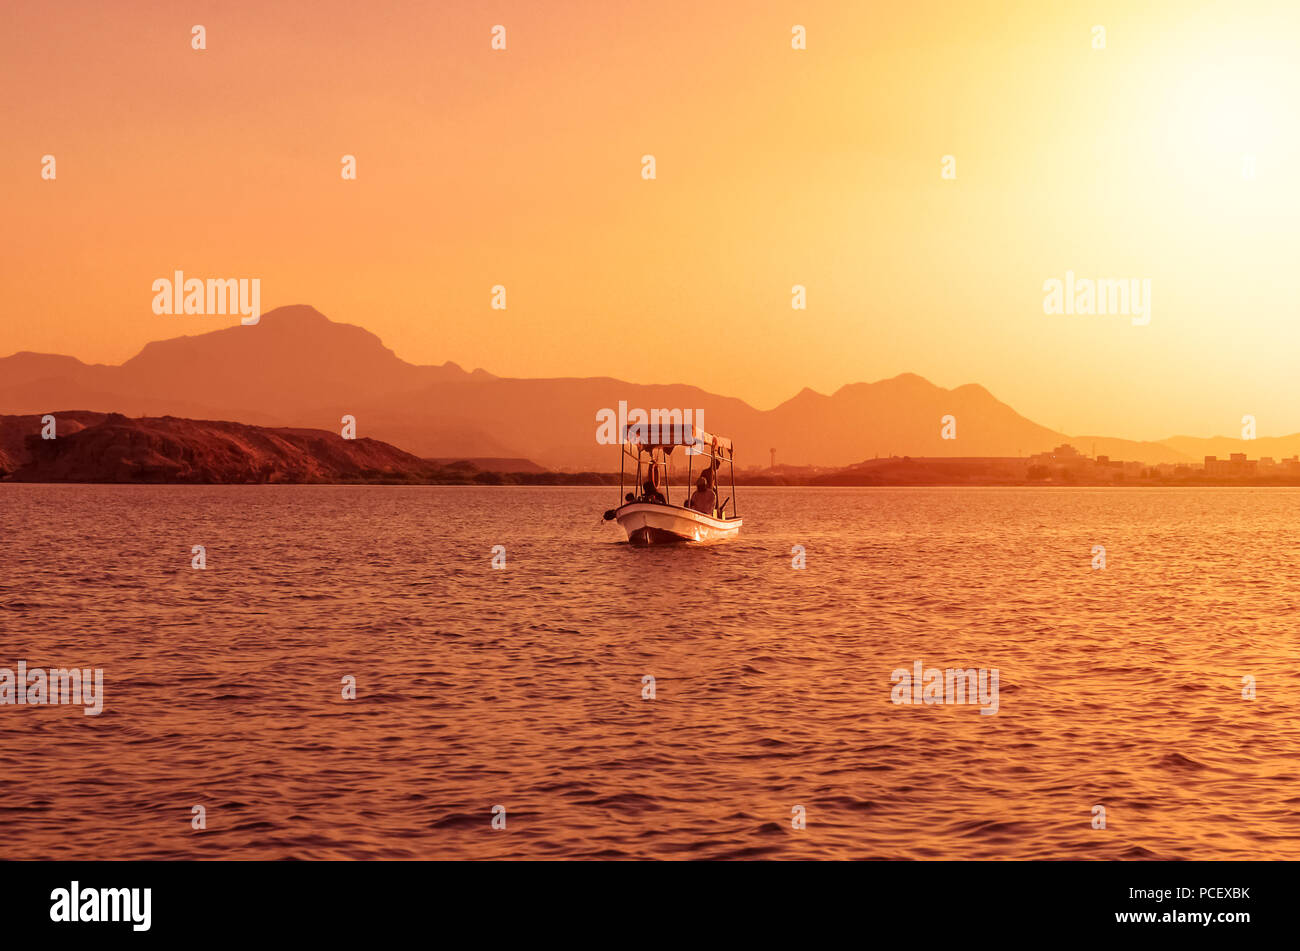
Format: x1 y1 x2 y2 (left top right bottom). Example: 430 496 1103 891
259 303 329 322
0 350 92 369
122 304 400 368
832 372 938 398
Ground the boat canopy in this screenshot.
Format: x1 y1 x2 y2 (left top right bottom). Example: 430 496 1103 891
622 423 734 456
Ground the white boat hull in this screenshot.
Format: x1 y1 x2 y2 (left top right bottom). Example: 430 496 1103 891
614 502 742 545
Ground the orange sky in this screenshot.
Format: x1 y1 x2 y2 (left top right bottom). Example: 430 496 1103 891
3 0 1299 440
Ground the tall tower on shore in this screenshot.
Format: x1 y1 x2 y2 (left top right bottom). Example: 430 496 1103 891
769 448 776 469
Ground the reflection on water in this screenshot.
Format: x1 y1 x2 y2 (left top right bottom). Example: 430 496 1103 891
1 485 1298 859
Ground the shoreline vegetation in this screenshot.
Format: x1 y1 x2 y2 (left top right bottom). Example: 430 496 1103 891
4 412 1300 487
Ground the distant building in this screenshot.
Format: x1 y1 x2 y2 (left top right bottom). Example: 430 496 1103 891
1028 444 1088 468
1205 453 1258 477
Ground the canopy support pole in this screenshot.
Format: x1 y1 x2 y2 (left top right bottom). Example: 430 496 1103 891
729 453 737 518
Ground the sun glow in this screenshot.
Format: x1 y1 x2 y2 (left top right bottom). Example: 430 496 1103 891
5 0 1300 439
1164 56 1293 168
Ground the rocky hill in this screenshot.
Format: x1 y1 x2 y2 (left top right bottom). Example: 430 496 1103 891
0 412 449 484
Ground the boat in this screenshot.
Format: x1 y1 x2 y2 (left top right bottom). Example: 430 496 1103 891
601 420 743 545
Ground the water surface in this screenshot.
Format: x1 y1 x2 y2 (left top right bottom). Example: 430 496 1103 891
1 485 1298 859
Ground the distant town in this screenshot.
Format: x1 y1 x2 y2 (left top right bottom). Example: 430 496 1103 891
1023 443 1300 482
737 444 1300 486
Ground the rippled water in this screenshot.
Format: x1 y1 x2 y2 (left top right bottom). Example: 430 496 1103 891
1 485 1298 859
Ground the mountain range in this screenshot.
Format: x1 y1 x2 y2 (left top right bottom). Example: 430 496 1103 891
2 305 1293 470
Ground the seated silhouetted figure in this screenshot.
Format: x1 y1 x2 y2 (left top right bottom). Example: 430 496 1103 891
641 466 666 503
688 475 715 515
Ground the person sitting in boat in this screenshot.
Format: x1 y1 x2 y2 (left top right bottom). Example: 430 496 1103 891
641 464 666 504
701 459 720 490
688 474 715 515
